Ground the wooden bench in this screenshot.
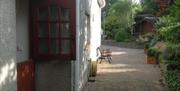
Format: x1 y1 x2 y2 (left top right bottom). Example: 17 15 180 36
97 47 112 63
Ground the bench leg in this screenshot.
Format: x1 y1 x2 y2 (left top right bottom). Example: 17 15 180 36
107 57 111 63
99 58 103 64
109 56 112 61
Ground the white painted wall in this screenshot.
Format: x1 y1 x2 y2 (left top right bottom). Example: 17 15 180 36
0 0 16 91
74 0 104 91
90 0 102 61
76 0 92 90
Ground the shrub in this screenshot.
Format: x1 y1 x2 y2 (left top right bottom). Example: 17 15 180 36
114 29 131 42
166 43 180 61
144 43 150 49
104 30 113 39
166 70 180 91
167 61 180 71
149 34 159 47
147 48 160 58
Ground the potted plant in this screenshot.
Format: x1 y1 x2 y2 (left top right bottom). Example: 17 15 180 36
147 48 159 64
144 43 149 54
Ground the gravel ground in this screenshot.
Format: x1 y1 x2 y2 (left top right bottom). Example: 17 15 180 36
83 45 168 91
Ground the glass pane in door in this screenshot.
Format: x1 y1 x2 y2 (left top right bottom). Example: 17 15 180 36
38 8 48 21
50 23 59 38
61 8 70 21
39 23 48 37
61 40 70 54
50 6 59 21
50 39 59 54
61 23 70 38
39 39 49 53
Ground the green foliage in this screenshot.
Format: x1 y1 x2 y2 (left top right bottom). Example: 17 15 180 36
105 0 133 30
145 1 180 91
132 4 143 16
167 26 180 43
149 34 159 47
104 0 142 40
147 48 160 57
140 0 159 14
155 15 180 43
166 43 180 61
167 3 180 22
167 61 180 71
156 17 171 41
166 71 180 91
144 43 149 49
114 29 131 42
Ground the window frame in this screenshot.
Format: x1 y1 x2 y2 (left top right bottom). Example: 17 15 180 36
30 0 76 61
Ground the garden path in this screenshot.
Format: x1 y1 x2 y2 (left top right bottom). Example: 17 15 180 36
83 45 168 91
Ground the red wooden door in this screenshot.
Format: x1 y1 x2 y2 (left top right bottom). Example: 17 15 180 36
30 0 76 61
17 60 35 91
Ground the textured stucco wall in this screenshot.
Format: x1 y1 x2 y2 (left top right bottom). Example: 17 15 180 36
35 61 72 91
16 0 29 62
0 0 17 91
78 0 91 90
77 0 102 90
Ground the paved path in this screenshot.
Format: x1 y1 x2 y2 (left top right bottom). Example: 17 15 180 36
83 45 168 91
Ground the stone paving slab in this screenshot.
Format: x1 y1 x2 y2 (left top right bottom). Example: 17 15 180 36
83 45 168 91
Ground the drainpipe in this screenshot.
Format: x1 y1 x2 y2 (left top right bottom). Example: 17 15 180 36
74 0 80 91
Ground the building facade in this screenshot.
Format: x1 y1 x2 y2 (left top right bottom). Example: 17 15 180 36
0 0 105 91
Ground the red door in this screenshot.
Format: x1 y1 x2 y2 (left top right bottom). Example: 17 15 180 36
17 60 35 91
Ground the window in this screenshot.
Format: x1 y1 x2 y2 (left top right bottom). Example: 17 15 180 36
31 1 76 61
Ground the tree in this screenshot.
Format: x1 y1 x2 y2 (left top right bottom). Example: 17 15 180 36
103 0 143 39
140 0 159 15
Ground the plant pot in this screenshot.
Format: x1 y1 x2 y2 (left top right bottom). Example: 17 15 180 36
147 56 157 64
90 61 97 77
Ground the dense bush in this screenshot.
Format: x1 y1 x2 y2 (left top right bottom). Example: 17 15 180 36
143 1 180 91
149 34 160 46
167 27 180 43
147 48 160 58
154 2 180 91
114 29 131 42
167 61 180 71
103 0 143 40
166 71 180 91
144 43 150 49
166 43 180 61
